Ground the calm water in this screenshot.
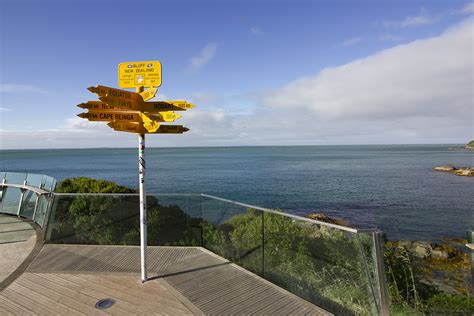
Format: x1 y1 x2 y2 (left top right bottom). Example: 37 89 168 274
1 145 472 240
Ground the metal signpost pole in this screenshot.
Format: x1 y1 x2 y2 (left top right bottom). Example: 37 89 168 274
137 86 148 283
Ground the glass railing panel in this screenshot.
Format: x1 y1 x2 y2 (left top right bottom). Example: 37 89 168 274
5 172 26 185
42 176 56 192
46 194 202 246
19 189 37 219
47 194 140 244
0 172 5 182
201 196 264 276
0 187 22 215
263 215 377 315
34 195 51 228
26 173 43 188
148 194 202 246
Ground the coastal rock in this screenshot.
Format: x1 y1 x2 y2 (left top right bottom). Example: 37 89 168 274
397 240 413 249
454 168 474 177
410 241 432 258
431 249 449 259
433 165 456 172
433 165 474 177
306 212 348 226
412 244 431 258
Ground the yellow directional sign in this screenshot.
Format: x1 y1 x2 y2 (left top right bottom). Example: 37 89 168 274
108 122 189 134
108 121 160 133
140 87 158 101
77 101 123 111
142 101 196 112
78 111 144 122
118 61 162 88
88 85 144 101
98 96 195 113
152 125 190 134
78 111 180 123
99 95 139 109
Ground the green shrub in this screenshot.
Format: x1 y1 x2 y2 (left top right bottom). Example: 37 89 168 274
425 293 474 314
55 177 136 193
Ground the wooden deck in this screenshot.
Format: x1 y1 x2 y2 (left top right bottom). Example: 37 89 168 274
0 215 37 284
1 244 331 315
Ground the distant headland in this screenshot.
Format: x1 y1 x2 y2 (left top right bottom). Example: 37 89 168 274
448 140 474 151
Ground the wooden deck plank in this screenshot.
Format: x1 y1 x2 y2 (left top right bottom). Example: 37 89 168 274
78 274 195 314
2 283 80 314
17 273 108 315
30 273 135 315
63 273 192 315
3 244 331 315
0 294 35 315
13 275 90 315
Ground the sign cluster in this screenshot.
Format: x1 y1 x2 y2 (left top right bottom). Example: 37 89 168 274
77 61 194 134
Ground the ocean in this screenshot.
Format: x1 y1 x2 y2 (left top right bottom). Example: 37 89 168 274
1 145 472 241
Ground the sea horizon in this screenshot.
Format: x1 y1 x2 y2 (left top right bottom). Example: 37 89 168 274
0 142 468 151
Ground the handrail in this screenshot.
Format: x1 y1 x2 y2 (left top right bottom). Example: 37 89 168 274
0 183 50 195
201 193 367 234
52 192 201 196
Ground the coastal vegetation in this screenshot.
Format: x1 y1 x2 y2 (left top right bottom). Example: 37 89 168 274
466 140 474 149
51 177 473 315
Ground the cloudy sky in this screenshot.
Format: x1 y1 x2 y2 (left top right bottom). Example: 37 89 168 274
0 0 473 149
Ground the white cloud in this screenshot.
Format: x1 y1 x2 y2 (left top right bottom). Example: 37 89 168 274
461 2 474 14
382 8 436 28
400 15 433 28
379 34 403 42
342 37 362 47
0 107 11 112
0 84 47 94
260 19 473 141
187 43 217 72
250 26 264 36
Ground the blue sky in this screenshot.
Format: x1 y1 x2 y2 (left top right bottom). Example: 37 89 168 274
1 0 473 148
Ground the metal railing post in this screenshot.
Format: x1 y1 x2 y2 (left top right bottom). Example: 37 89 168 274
373 231 390 316
31 194 39 220
200 194 204 247
261 211 265 277
17 180 27 216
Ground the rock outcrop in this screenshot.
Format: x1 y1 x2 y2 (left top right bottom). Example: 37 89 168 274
433 165 474 177
307 212 349 226
387 239 470 295
466 140 474 149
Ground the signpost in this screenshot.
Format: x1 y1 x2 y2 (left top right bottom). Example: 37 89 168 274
76 61 194 283
78 111 181 123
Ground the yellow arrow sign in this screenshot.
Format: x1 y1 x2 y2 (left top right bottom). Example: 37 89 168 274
118 61 162 88
99 96 195 113
88 85 144 101
108 121 160 133
77 101 123 111
108 122 189 134
151 125 190 134
140 87 158 101
144 101 196 112
78 111 140 122
78 111 181 123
